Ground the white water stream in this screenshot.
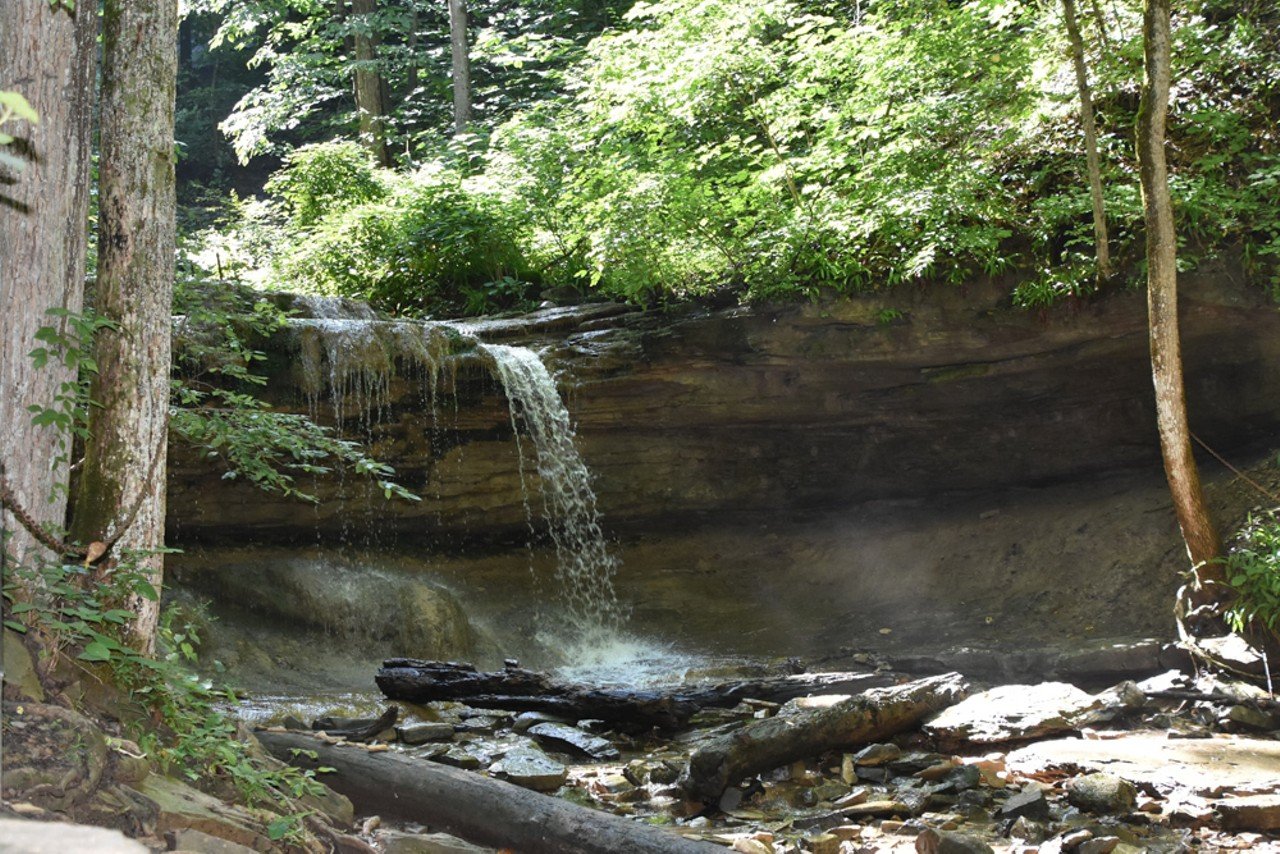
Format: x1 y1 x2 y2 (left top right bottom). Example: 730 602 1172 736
479 343 623 645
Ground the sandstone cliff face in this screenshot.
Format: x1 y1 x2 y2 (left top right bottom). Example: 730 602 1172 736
167 259 1280 548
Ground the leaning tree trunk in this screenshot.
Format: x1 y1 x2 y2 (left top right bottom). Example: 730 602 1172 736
1062 0 1112 282
70 0 179 654
352 0 391 167
1136 0 1221 585
448 0 472 134
0 0 96 569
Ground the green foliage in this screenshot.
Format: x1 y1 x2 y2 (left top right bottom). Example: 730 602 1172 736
171 275 420 502
272 161 534 315
266 140 387 227
2 553 326 838
197 0 1280 309
1222 510 1280 635
194 0 629 164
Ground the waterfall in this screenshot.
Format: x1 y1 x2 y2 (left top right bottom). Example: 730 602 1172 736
479 343 622 642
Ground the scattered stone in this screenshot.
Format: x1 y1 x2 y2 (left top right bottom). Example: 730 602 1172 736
489 749 567 792
1008 816 1048 843
166 828 257 853
731 839 774 854
855 766 891 784
527 722 620 760
842 800 910 819
382 830 495 853
802 832 840 854
434 746 484 770
281 715 308 731
650 762 681 785
930 765 981 794
998 784 1050 821
398 722 456 745
512 711 572 733
2 628 45 702
455 715 501 734
1215 794 1280 831
1077 837 1121 854
1067 773 1137 815
1059 828 1093 848
1223 704 1277 731
915 827 994 854
854 743 902 766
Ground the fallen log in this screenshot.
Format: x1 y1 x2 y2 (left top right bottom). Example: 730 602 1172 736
680 672 970 803
257 730 723 854
375 659 895 730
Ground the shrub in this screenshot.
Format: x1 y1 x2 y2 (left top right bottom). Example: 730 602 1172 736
274 163 535 315
1223 510 1280 637
265 140 386 228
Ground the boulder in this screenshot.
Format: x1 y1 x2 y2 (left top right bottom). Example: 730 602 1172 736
1067 773 1137 815
0 818 147 853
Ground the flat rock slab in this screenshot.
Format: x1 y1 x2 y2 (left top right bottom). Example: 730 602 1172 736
925 682 1099 747
489 749 568 792
1008 733 1280 796
0 818 148 853
527 722 620 760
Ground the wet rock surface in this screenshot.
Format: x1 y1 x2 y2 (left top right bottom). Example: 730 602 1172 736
254 666 1280 853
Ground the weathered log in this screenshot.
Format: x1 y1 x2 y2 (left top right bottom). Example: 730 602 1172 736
680 672 970 803
375 659 895 730
257 730 724 854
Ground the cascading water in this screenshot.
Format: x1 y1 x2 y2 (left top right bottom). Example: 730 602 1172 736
479 343 622 645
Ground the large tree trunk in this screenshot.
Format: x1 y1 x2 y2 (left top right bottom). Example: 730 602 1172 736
448 0 472 134
1136 0 1221 584
352 0 391 167
70 0 179 653
0 1 96 568
257 731 725 853
1062 0 1112 282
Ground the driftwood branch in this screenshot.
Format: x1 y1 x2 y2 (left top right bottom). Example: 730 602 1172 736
680 672 970 803
257 730 724 854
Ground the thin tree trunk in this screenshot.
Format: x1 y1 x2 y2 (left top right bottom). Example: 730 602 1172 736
1062 0 1112 282
1086 0 1113 57
352 0 391 167
70 0 179 653
0 1 96 568
1136 0 1221 583
449 0 472 134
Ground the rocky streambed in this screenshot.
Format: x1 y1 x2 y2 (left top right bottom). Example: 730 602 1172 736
250 661 1280 854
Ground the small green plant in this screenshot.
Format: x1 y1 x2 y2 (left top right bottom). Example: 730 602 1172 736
26 307 120 484
1222 510 1280 637
2 552 330 839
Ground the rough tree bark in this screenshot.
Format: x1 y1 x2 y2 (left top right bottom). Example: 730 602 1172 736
351 0 392 167
449 0 472 134
0 0 96 567
1062 0 1112 282
69 0 179 653
1136 0 1221 583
